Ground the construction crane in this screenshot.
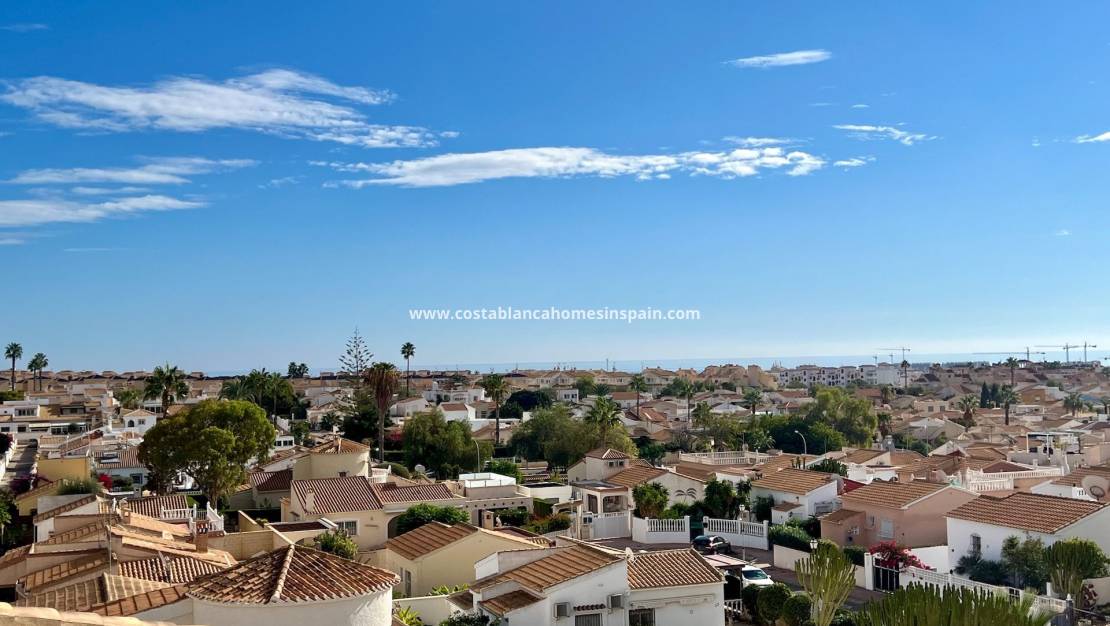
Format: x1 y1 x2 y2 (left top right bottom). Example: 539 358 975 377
1036 344 1080 363
972 347 1046 361
1080 341 1099 362
879 347 912 363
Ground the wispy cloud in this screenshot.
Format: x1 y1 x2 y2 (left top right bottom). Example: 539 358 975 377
1076 131 1110 144
0 23 48 33
70 186 152 196
723 136 796 147
833 156 875 168
726 49 831 69
9 157 254 185
1 69 438 148
1055 229 1071 237
833 124 934 146
0 237 24 245
258 175 303 189
315 146 827 188
0 195 201 227
850 103 870 109
64 247 126 253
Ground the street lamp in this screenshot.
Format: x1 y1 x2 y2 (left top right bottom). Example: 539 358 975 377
795 430 808 457
474 440 482 471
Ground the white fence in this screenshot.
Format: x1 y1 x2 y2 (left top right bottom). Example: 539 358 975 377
703 517 769 550
678 450 770 465
632 516 690 544
582 510 631 540
900 566 1067 616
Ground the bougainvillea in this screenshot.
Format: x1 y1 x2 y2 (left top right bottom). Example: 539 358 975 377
869 541 930 570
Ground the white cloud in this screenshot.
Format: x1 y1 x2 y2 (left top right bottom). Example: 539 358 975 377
723 136 795 147
0 195 201 227
1076 132 1110 144
1 69 437 148
850 103 870 109
258 176 303 189
726 49 831 69
70 186 152 195
833 156 875 168
0 237 24 245
64 247 124 253
1055 229 1071 237
834 124 934 146
316 146 827 188
810 102 835 107
0 23 48 32
9 157 255 185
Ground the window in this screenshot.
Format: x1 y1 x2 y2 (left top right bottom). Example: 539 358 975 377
402 569 412 597
629 608 655 626
338 471 348 477
575 614 603 626
970 534 982 554
336 520 358 536
879 518 895 539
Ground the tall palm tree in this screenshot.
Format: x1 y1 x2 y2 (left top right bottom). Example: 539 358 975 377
365 362 399 461
673 378 694 422
400 342 415 397
480 373 511 445
4 343 22 392
956 394 978 423
628 374 648 415
742 388 763 416
1064 391 1085 417
115 387 141 410
586 396 623 446
143 363 189 416
1004 357 1020 386
27 352 47 392
997 385 1019 426
1101 396 1110 417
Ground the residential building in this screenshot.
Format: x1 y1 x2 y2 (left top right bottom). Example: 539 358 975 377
820 480 978 549
749 468 840 524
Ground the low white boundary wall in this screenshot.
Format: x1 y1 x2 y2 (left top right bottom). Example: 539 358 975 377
632 516 690 544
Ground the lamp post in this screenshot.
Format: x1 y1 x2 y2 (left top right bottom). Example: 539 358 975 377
474 440 482 471
795 430 808 457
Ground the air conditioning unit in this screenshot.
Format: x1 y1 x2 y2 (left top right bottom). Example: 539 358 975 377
554 602 570 619
608 594 625 609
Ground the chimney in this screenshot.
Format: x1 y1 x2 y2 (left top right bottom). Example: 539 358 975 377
305 490 315 513
193 520 210 553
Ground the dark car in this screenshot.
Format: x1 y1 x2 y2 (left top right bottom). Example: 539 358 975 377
692 534 732 555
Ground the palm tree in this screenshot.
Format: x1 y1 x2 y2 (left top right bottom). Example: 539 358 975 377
997 385 1019 426
115 387 141 410
480 374 511 445
365 362 399 461
586 396 623 446
27 352 47 392
1064 391 1085 417
742 388 763 416
956 394 978 423
628 374 648 415
4 343 22 392
400 342 415 397
673 378 694 422
1004 356 1020 386
1101 396 1110 416
143 363 189 416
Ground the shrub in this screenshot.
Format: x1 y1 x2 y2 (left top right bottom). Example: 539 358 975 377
740 583 763 621
315 529 358 560
770 524 813 552
830 609 857 626
753 495 774 522
395 504 469 535
843 545 866 566
379 462 411 479
787 515 821 539
495 507 530 527
112 475 134 490
757 583 793 625
523 513 570 534
57 477 102 496
781 592 813 626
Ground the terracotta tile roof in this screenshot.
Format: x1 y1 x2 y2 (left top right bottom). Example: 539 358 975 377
42 521 109 545
309 437 370 455
370 481 455 504
33 494 99 523
292 476 380 513
585 448 631 460
386 522 478 560
772 502 803 512
752 468 837 496
119 555 226 584
17 577 105 612
982 461 1034 473
186 544 398 604
1053 465 1110 488
0 544 32 567
841 480 946 509
480 589 544 616
250 469 293 492
20 551 108 592
93 447 141 469
15 478 58 503
123 494 188 519
473 543 620 592
842 449 886 465
820 508 864 524
627 548 723 589
604 465 667 488
90 584 188 617
268 520 330 532
119 512 192 539
946 492 1107 533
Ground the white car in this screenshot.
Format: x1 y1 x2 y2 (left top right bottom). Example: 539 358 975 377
738 565 774 588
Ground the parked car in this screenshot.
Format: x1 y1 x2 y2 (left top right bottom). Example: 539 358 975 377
738 565 773 588
692 534 732 555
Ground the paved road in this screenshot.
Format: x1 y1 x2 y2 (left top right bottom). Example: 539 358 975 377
2 441 36 490
764 566 886 610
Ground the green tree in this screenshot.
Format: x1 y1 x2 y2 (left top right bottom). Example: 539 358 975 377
743 388 764 416
1005 356 1020 386
487 459 523 482
510 404 635 467
27 352 47 392
628 374 648 414
956 394 979 424
632 483 668 518
781 593 813 626
805 387 878 447
338 328 373 384
395 503 469 535
856 585 1048 626
574 374 596 399
997 385 1019 426
1000 535 1047 591
115 387 141 410
290 420 310 445
4 343 22 392
809 458 848 476
637 441 666 465
506 389 552 411
143 363 189 415
402 409 482 476
1064 391 1085 417
673 378 695 422
703 478 741 518
796 543 856 626
138 399 275 502
0 490 13 545
980 382 991 408
366 362 399 458
480 374 511 445
315 529 358 559
757 583 793 625
585 396 622 446
286 362 309 378
1045 537 1109 604
400 342 415 396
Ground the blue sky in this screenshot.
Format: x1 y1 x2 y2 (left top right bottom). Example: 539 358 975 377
1 2 1109 373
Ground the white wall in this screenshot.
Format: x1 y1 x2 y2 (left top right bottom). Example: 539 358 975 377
392 595 459 625
630 582 725 626
192 590 392 626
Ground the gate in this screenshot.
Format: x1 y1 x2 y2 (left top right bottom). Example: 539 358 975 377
873 563 900 592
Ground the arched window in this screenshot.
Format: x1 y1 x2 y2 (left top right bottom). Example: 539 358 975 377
127 420 135 428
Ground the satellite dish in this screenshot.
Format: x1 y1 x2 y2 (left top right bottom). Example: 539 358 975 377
1081 475 1108 499
414 464 426 474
